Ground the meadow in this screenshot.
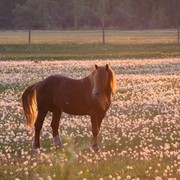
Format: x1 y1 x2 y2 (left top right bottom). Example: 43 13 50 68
0 30 180 179
0 58 180 179
0 30 180 60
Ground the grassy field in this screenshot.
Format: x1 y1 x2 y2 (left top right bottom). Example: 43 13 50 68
0 30 179 179
0 59 180 179
0 30 180 60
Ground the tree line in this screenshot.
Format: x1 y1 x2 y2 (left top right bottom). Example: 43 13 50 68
0 0 180 30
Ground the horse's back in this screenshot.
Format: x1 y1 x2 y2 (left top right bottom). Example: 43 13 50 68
36 75 91 113
36 75 65 109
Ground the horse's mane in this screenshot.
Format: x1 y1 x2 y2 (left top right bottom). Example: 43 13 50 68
88 65 116 96
108 66 116 95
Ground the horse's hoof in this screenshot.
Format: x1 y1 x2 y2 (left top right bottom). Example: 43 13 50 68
91 146 100 152
55 144 64 149
53 135 63 148
32 142 41 150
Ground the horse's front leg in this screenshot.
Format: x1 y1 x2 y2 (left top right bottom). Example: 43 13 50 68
51 110 63 148
90 115 101 151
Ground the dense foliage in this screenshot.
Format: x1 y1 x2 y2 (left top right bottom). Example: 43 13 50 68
0 0 180 30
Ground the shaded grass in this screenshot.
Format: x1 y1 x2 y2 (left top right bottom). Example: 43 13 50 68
0 43 180 61
1 118 179 179
0 85 9 93
0 84 24 94
1 144 177 180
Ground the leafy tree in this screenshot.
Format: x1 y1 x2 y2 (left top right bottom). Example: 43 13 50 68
0 0 16 29
1 0 180 30
12 0 61 29
73 0 86 30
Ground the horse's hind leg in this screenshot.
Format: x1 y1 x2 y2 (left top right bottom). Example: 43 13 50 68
33 109 47 149
51 110 63 148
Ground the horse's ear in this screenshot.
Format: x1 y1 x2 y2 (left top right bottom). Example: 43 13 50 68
95 64 98 69
106 64 109 71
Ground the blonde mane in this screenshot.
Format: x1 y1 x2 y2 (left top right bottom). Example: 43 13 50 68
108 66 116 95
88 64 116 96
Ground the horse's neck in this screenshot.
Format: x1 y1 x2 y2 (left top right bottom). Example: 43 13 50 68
77 76 92 91
88 71 95 89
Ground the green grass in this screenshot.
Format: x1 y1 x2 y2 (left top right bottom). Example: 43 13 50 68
0 85 9 93
0 31 179 179
0 43 180 60
1 140 178 180
0 84 24 94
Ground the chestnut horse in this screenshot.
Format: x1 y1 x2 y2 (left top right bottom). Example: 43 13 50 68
22 64 116 151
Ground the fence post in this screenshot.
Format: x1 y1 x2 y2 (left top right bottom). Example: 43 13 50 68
102 16 105 44
28 29 31 44
178 26 180 42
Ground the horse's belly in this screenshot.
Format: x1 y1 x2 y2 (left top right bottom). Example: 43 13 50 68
62 103 89 115
63 108 88 115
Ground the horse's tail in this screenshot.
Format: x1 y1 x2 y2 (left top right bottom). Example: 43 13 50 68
21 83 39 130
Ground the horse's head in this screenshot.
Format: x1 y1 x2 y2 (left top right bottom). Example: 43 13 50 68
90 64 116 110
